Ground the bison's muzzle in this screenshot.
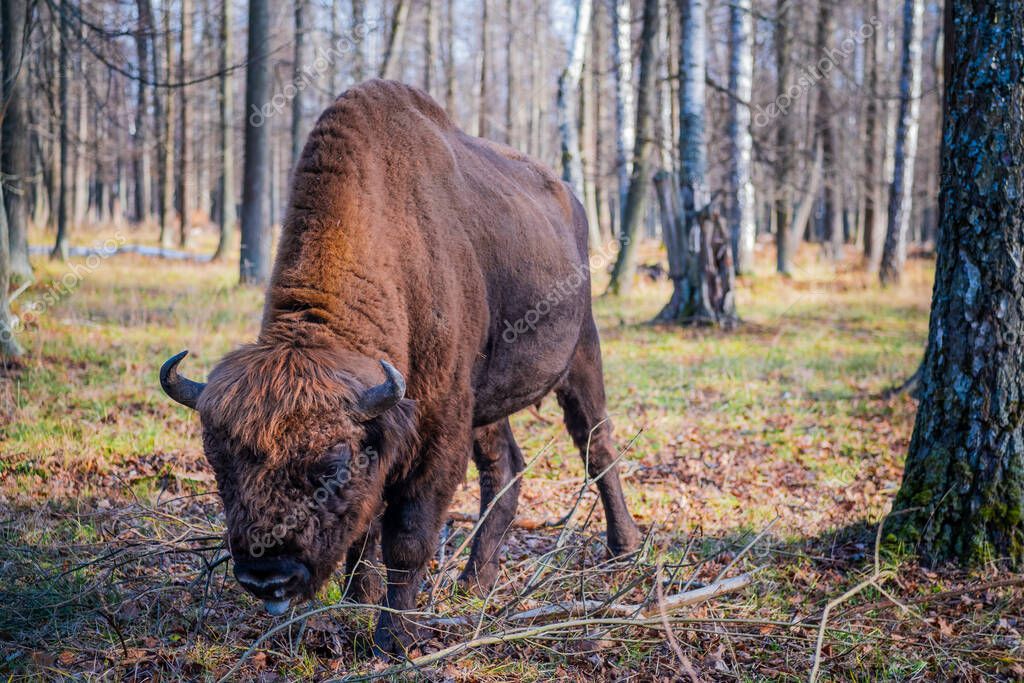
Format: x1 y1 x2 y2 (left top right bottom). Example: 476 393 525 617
233 556 312 615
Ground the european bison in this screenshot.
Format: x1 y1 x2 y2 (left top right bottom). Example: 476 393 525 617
160 80 640 656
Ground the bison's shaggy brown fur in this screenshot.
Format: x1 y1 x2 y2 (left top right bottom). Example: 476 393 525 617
162 80 640 656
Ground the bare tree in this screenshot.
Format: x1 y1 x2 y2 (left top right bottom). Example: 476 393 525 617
351 0 366 81
0 9 24 355
610 0 634 217
727 0 755 274
478 0 490 137
503 0 514 145
380 0 409 80
0 186 21 357
606 0 657 295
443 0 455 114
862 0 885 272
880 0 924 285
177 0 193 247
159 0 175 247
2 0 34 281
815 0 843 261
52 0 72 261
292 0 307 171
213 0 235 261
240 0 273 284
133 0 154 224
773 0 794 275
557 0 593 202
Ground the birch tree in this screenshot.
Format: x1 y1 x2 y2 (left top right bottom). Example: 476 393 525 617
609 0 634 218
727 0 755 274
656 0 734 326
557 0 593 202
879 0 923 285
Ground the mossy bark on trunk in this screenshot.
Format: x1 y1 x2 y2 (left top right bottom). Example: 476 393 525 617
885 0 1024 566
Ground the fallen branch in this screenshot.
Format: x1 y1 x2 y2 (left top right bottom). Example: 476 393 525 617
425 572 754 628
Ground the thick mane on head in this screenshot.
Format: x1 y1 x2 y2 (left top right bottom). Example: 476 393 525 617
197 343 360 460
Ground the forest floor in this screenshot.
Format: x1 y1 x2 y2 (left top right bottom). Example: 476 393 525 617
1 225 1022 681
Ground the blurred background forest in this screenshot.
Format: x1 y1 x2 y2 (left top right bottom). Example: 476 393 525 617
0 0 941 298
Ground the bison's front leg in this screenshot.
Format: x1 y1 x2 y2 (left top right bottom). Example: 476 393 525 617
373 468 462 658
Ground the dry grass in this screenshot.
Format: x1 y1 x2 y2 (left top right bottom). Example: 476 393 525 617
1 225 1021 681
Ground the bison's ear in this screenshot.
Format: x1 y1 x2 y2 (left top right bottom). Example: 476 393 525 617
362 397 419 469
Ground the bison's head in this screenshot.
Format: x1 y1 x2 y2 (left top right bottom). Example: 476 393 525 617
159 347 415 615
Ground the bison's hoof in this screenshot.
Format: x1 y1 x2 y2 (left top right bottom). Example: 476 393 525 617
608 523 642 557
372 617 423 660
456 567 498 597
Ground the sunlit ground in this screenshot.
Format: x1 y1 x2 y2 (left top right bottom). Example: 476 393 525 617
1 221 1019 681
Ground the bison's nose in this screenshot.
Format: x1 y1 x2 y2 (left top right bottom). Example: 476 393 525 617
234 556 311 613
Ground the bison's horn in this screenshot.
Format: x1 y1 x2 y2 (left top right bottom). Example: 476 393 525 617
160 350 206 410
357 360 406 420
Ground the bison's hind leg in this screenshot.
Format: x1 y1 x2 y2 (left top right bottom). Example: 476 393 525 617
458 418 524 595
555 321 642 556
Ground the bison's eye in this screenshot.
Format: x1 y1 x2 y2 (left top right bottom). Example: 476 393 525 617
312 443 352 484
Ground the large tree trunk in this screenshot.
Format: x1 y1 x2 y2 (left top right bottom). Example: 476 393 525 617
773 0 794 275
557 0 593 202
727 0 755 274
213 0 235 261
0 27 23 356
885 0 1024 567
2 0 35 281
655 0 735 327
240 0 273 285
606 0 658 295
879 0 924 286
0 186 22 357
177 0 193 247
